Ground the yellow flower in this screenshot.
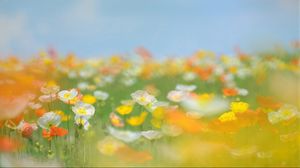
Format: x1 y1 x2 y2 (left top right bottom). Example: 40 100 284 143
116 105 133 115
229 66 237 74
55 110 70 121
82 94 96 104
110 55 121 64
198 93 214 103
230 101 249 113
218 111 237 122
127 111 148 126
152 107 165 119
151 118 162 128
97 136 124 156
46 80 57 87
221 55 230 64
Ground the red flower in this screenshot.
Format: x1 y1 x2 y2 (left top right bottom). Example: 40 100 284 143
21 123 37 138
42 126 68 140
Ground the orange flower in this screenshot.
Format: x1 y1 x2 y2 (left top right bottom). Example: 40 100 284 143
42 126 68 140
0 71 40 120
35 108 46 117
165 109 202 133
194 66 213 81
0 136 20 152
222 88 238 97
256 96 282 110
210 109 269 133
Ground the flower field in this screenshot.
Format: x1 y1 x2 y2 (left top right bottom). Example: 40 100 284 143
0 48 299 167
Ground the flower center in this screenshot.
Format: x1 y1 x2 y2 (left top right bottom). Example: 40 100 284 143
77 107 87 115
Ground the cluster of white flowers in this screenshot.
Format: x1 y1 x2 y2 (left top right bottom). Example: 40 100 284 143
167 84 196 102
72 102 95 130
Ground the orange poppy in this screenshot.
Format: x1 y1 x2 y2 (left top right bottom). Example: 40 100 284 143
0 136 20 152
42 126 68 140
35 108 46 117
194 66 214 81
222 88 238 97
210 109 271 133
165 109 202 133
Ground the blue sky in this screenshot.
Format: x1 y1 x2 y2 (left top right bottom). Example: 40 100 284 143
0 0 299 58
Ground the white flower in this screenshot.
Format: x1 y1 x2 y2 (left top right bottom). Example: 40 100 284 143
175 84 197 92
68 71 77 79
214 66 225 75
148 101 169 111
122 77 136 86
167 90 187 102
78 82 89 90
131 90 156 106
74 116 90 130
182 72 197 81
237 88 248 96
278 104 299 120
237 68 251 79
223 74 234 83
79 67 95 78
93 90 109 101
181 95 229 118
268 104 299 124
267 111 281 124
37 112 61 129
141 130 163 140
108 126 141 142
72 102 95 119
103 76 114 83
58 89 78 103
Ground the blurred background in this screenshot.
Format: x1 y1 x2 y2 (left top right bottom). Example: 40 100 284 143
0 0 299 58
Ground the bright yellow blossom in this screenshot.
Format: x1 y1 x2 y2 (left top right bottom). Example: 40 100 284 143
116 105 133 115
152 107 165 119
82 94 97 104
127 111 148 126
218 111 237 122
230 101 249 113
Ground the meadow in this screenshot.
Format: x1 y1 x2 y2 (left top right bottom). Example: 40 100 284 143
0 47 299 167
